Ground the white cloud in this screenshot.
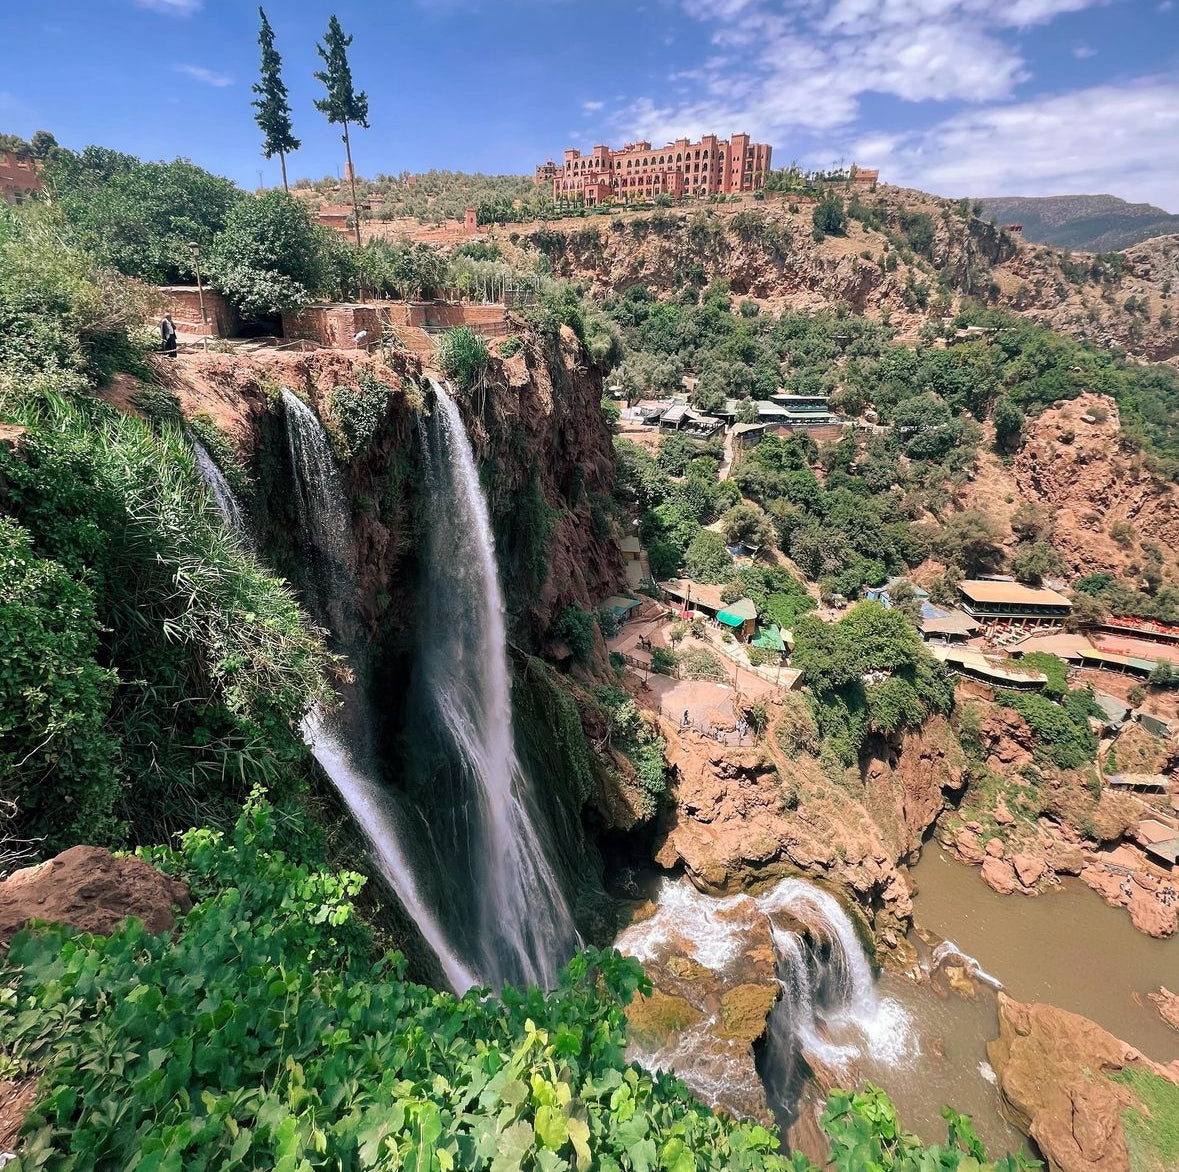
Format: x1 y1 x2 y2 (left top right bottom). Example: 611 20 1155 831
132 0 203 14
851 78 1179 207
609 0 1114 144
173 63 232 87
582 100 604 112
1073 43 1097 57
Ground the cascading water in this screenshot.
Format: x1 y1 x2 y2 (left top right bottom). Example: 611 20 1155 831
615 876 913 1128
279 388 473 992
192 439 249 537
414 379 578 989
281 389 354 635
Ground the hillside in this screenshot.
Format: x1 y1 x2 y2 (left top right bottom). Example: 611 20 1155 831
978 194 1179 252
452 185 1179 365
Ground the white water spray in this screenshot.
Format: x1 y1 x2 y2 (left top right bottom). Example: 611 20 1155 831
192 439 249 536
417 380 578 989
301 713 475 992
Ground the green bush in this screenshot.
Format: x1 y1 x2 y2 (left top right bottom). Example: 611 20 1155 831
330 369 390 457
650 646 677 674
595 685 667 818
499 333 523 357
437 326 490 391
997 688 1098 769
552 604 595 664
677 645 729 682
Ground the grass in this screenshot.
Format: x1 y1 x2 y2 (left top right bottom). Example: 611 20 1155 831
1117 1067 1179 1172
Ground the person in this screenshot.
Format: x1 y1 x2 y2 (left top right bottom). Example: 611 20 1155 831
682 709 690 728
160 314 177 359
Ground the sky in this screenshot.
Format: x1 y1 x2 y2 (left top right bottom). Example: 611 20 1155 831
2 0 1177 208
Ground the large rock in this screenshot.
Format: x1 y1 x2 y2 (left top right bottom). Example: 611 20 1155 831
988 994 1179 1172
1012 852 1047 889
981 856 1018 895
1148 986 1179 1033
0 846 191 947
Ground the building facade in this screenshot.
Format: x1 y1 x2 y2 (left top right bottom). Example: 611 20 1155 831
1 151 43 206
542 134 772 205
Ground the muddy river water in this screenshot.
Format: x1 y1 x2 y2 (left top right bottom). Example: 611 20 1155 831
876 847 1179 1157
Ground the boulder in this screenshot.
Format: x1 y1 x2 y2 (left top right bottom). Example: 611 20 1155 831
953 827 986 864
988 994 1179 1172
1127 887 1178 939
981 856 1018 895
1012 853 1047 889
985 837 1006 859
1148 986 1179 1033
0 845 191 947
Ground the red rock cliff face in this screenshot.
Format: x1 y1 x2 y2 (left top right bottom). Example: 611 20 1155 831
147 324 623 651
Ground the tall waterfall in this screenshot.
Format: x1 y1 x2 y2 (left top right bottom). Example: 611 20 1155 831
416 380 578 989
281 390 354 635
192 439 249 537
280 388 473 992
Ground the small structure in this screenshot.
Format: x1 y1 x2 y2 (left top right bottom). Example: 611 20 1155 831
956 580 1072 626
715 597 758 641
731 422 768 449
157 285 240 340
918 602 980 642
751 625 791 656
617 536 641 562
602 595 642 625
314 206 352 234
464 206 478 235
849 165 879 191
866 577 929 607
1139 713 1174 739
931 646 1048 690
1076 647 1157 678
661 579 727 620
1092 693 1131 732
0 149 42 206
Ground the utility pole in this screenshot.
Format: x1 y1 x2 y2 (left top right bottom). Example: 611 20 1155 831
188 241 209 352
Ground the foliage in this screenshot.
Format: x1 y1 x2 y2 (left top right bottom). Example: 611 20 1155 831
252 7 300 188
1011 540 1064 586
650 646 677 674
552 604 596 664
330 369 390 457
313 14 369 131
677 645 729 682
206 192 334 316
595 685 667 819
1017 652 1069 699
996 688 1099 769
812 193 847 238
1115 1066 1179 1172
0 796 1030 1171
437 327 490 391
684 530 732 583
45 147 242 284
719 502 775 549
0 517 122 848
656 432 711 477
0 394 333 848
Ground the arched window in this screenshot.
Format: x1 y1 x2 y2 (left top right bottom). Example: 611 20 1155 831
676 153 682 163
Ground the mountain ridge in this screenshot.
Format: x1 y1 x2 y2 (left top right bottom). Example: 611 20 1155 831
977 193 1179 252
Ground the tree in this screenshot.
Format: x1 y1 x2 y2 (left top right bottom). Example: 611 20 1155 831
993 394 1025 452
206 192 333 316
28 129 60 160
811 192 846 238
314 14 369 247
252 8 300 193
930 510 1005 577
1011 540 1064 586
719 502 775 550
684 530 732 583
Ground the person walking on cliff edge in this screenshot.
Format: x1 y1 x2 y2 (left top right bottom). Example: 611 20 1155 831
160 313 177 359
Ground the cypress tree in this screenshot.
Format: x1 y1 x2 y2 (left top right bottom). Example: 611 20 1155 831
313 14 368 246
251 8 300 194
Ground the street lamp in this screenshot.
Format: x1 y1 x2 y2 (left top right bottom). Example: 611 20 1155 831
187 241 209 352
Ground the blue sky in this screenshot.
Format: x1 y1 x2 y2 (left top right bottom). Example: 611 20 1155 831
2 0 1177 207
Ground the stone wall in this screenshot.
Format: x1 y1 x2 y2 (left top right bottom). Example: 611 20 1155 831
158 286 239 338
283 304 385 349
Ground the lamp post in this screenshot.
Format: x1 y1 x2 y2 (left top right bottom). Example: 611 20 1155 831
187 241 208 352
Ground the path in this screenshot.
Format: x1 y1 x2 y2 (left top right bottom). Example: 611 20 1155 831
719 426 735 481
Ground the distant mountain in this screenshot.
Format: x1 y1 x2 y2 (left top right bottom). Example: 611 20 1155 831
976 194 1179 252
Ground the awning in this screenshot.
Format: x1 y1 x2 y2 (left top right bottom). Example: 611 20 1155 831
716 598 757 627
752 625 786 652
603 594 641 617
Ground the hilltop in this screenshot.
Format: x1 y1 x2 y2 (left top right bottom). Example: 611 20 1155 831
978 194 1179 253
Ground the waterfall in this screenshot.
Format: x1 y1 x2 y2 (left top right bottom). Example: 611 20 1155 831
280 389 475 993
192 439 249 537
615 876 913 1124
416 379 578 989
301 713 475 993
281 389 353 633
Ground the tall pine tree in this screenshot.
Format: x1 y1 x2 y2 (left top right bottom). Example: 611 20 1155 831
313 13 368 246
252 7 300 193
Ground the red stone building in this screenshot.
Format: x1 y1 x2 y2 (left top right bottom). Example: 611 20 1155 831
543 133 772 205
1 151 43 206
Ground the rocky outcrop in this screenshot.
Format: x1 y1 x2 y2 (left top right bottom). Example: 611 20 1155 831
988 993 1179 1172
0 846 191 948
1014 393 1179 578
1148 986 1179 1033
651 711 965 959
1078 864 1179 939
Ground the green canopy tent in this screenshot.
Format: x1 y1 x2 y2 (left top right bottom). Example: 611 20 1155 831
751 625 786 653
715 597 757 639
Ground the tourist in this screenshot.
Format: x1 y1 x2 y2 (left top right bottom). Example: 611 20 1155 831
160 314 177 359
681 710 690 728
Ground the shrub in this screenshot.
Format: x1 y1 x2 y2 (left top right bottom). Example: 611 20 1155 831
998 688 1098 769
811 193 846 238
678 646 729 682
329 369 390 457
650 645 677 674
498 333 523 357
684 530 733 583
552 603 596 663
436 326 490 391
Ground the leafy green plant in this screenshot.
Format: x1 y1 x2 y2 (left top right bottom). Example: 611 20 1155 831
552 604 596 664
330 369 390 457
437 326 489 391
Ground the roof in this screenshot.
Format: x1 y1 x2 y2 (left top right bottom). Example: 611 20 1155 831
716 598 758 626
732 422 767 435
931 646 1048 685
618 536 641 553
659 403 689 424
1010 631 1094 658
603 595 641 616
1092 693 1131 722
752 625 786 652
1143 837 1179 865
958 580 1072 607
920 607 981 636
662 578 727 612
1077 648 1158 673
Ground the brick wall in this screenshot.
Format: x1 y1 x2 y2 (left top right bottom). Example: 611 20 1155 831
0 151 43 206
283 304 384 349
157 286 239 338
